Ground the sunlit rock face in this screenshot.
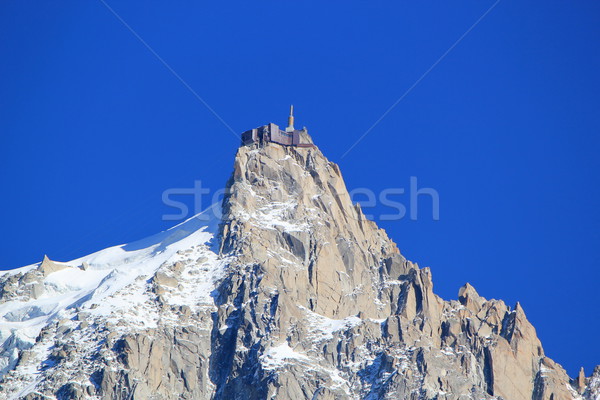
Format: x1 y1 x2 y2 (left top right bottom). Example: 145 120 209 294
0 135 595 400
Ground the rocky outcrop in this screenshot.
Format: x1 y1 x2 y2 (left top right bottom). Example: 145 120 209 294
38 255 70 276
208 140 593 399
0 135 596 399
583 366 600 399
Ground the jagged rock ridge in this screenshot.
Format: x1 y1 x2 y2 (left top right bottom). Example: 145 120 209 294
0 133 597 399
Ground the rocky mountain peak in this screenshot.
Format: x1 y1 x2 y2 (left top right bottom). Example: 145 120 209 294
0 133 596 399
222 139 392 249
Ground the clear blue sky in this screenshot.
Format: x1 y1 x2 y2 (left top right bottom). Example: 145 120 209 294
1 1 598 376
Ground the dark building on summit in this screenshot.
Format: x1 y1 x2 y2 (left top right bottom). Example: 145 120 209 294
241 106 315 148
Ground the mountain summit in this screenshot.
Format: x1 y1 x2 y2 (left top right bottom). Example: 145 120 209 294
0 127 597 399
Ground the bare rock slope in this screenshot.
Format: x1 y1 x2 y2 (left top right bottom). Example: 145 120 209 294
0 136 597 399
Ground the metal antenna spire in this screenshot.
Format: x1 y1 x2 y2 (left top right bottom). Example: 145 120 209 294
287 105 295 132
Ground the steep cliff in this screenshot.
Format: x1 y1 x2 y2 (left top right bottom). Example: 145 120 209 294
0 137 596 399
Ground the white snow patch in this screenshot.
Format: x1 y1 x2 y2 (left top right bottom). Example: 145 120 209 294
299 306 363 341
260 343 310 370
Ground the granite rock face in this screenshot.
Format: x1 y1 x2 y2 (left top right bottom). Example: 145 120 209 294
0 137 596 399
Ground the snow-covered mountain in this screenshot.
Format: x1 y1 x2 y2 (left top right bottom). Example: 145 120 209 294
0 132 598 400
0 204 226 398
